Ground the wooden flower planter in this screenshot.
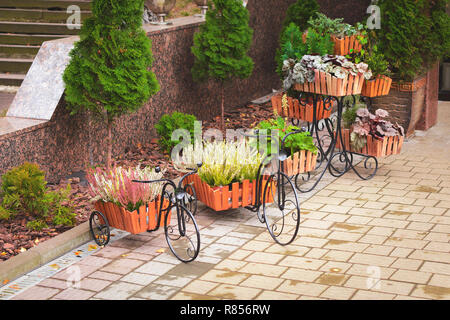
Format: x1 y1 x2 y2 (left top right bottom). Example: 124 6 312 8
94 198 171 235
271 93 333 122
183 174 275 212
282 150 318 176
361 75 393 97
335 128 404 157
331 35 363 56
294 70 364 97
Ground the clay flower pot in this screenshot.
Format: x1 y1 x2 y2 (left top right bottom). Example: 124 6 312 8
183 174 275 212
271 93 333 122
94 198 171 235
331 35 363 56
336 128 404 157
361 75 393 97
282 150 318 176
294 70 364 97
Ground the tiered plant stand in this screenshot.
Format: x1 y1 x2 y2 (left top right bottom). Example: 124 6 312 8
290 73 387 193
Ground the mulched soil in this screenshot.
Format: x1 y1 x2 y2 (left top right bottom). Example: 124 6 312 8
0 99 275 262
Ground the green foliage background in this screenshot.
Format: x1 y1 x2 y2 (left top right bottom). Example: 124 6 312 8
376 0 450 81
155 112 197 153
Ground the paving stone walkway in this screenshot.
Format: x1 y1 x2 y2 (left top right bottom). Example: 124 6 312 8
4 102 450 300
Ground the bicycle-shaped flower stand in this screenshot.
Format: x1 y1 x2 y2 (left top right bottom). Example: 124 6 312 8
183 130 304 246
88 166 201 263
245 129 305 246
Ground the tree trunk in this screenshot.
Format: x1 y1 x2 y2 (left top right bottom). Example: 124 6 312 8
106 119 113 169
220 82 225 132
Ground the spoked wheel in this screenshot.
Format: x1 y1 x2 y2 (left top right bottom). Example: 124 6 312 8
262 171 301 246
89 211 110 246
182 183 198 216
164 204 201 263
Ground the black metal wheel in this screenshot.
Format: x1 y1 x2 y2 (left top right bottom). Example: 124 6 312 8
262 171 301 246
183 183 198 216
89 211 110 246
164 204 201 263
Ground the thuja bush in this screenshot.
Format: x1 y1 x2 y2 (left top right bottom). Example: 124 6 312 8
155 112 198 153
376 0 450 81
63 0 159 168
0 163 75 230
191 0 254 131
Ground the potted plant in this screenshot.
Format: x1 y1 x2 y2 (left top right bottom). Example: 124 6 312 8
306 13 366 56
282 54 373 96
86 165 170 234
337 107 405 157
255 117 318 176
346 33 393 97
174 140 274 212
274 23 334 121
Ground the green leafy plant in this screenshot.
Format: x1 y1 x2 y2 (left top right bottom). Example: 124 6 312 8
346 29 390 80
308 13 365 38
0 163 75 230
155 112 197 153
255 117 318 157
63 0 160 168
275 0 320 83
191 0 254 131
277 23 334 77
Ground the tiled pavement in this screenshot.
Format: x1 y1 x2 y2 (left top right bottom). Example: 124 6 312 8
4 102 450 300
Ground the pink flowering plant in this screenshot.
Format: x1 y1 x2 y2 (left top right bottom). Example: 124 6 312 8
350 108 405 150
86 165 164 212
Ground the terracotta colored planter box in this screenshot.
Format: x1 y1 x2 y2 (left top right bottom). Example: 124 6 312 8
294 70 364 96
282 150 318 176
183 174 275 212
331 35 363 56
94 198 171 235
335 128 404 157
271 93 333 122
361 75 393 97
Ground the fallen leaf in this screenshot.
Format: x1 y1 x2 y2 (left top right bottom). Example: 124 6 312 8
1 252 7 256
19 247 26 253
50 264 60 270
8 284 20 290
2 279 9 285
156 248 165 254
88 244 97 251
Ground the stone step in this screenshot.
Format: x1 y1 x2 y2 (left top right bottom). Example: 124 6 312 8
0 21 81 35
0 0 91 10
0 72 25 86
0 44 40 58
0 32 66 45
0 57 33 74
0 8 92 23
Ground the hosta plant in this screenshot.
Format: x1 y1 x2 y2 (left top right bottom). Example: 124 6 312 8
173 140 263 187
350 108 405 150
86 165 164 212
